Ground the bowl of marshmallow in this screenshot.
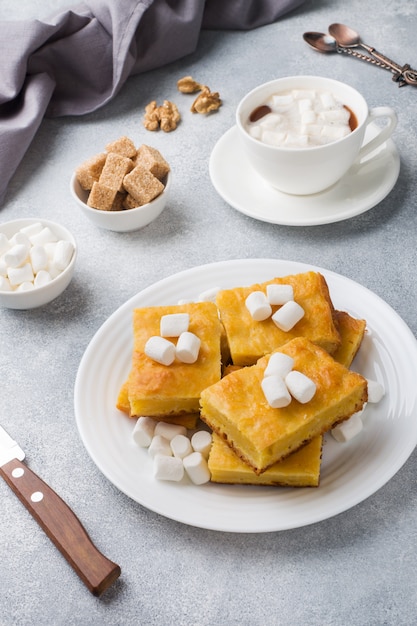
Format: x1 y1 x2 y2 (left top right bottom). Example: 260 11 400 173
0 218 77 310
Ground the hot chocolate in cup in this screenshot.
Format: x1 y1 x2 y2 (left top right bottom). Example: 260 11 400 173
236 75 397 195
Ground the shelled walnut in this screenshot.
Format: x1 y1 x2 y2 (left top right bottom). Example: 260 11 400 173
143 100 181 132
177 76 203 93
190 86 222 114
177 75 222 115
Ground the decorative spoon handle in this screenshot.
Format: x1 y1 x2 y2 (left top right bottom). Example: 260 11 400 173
338 47 392 70
359 44 417 85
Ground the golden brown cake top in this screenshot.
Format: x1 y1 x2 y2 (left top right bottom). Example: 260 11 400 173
200 336 367 452
128 302 222 401
216 271 341 365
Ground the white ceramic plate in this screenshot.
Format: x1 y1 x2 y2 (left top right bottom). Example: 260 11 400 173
74 259 417 532
209 125 400 226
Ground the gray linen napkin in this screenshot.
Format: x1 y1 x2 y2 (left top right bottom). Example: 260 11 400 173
0 0 305 205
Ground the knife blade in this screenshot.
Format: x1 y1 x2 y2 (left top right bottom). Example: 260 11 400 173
0 423 121 596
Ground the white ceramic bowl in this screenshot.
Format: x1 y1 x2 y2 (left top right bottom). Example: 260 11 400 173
70 171 171 232
0 218 77 310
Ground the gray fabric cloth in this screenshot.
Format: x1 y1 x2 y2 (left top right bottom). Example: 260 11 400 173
0 0 305 204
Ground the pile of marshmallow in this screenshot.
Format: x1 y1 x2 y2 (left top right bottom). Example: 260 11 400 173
144 313 201 366
246 89 352 148
0 222 74 292
245 284 304 331
261 351 316 408
132 417 212 484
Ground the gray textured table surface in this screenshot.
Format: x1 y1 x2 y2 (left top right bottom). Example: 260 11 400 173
1 1 417 625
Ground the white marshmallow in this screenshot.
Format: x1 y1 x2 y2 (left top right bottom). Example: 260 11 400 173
264 352 294 378
320 92 336 109
0 257 8 276
302 124 323 137
331 413 363 443
366 379 385 403
266 284 294 305
318 108 350 123
144 335 175 366
16 281 34 292
285 370 316 404
0 276 12 291
8 262 34 286
34 270 52 287
132 416 156 447
4 244 28 268
259 113 283 129
191 430 212 459
154 421 187 442
148 435 172 459
301 110 316 125
272 300 304 331
248 126 262 140
198 286 220 302
298 98 313 113
177 298 194 305
53 240 74 270
261 130 287 146
285 133 309 147
271 94 294 107
10 231 30 249
176 331 201 364
321 125 350 141
245 291 272 321
43 242 58 259
153 454 184 481
261 374 291 408
20 222 43 238
183 452 211 485
30 245 49 273
170 434 193 459
46 261 61 279
0 233 10 255
29 226 58 247
160 313 189 337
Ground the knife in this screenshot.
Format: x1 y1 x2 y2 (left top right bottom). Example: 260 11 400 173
0 423 121 596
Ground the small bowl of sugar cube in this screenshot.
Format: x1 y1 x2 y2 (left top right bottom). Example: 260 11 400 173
0 218 77 310
70 136 171 232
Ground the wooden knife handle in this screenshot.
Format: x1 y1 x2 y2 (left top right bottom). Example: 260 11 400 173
0 458 121 596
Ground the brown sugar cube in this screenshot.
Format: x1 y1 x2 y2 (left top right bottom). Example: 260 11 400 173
123 165 165 206
135 145 170 181
105 136 137 158
99 152 134 192
87 182 118 211
123 194 140 210
111 191 127 211
75 153 107 190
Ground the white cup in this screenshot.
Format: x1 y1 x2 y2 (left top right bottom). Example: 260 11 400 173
235 75 397 195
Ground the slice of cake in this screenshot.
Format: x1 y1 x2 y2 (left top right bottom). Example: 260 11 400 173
208 433 322 487
116 381 198 429
216 272 341 366
333 310 366 368
200 336 367 474
122 302 222 422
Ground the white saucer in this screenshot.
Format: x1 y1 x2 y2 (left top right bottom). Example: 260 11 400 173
209 124 400 226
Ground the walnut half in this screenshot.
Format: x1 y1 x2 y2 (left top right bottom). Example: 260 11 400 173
190 86 222 115
177 76 203 93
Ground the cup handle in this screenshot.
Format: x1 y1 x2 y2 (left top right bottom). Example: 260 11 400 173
357 106 398 161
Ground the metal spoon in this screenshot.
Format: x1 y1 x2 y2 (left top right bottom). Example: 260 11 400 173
303 31 396 76
303 32 392 71
328 23 417 86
